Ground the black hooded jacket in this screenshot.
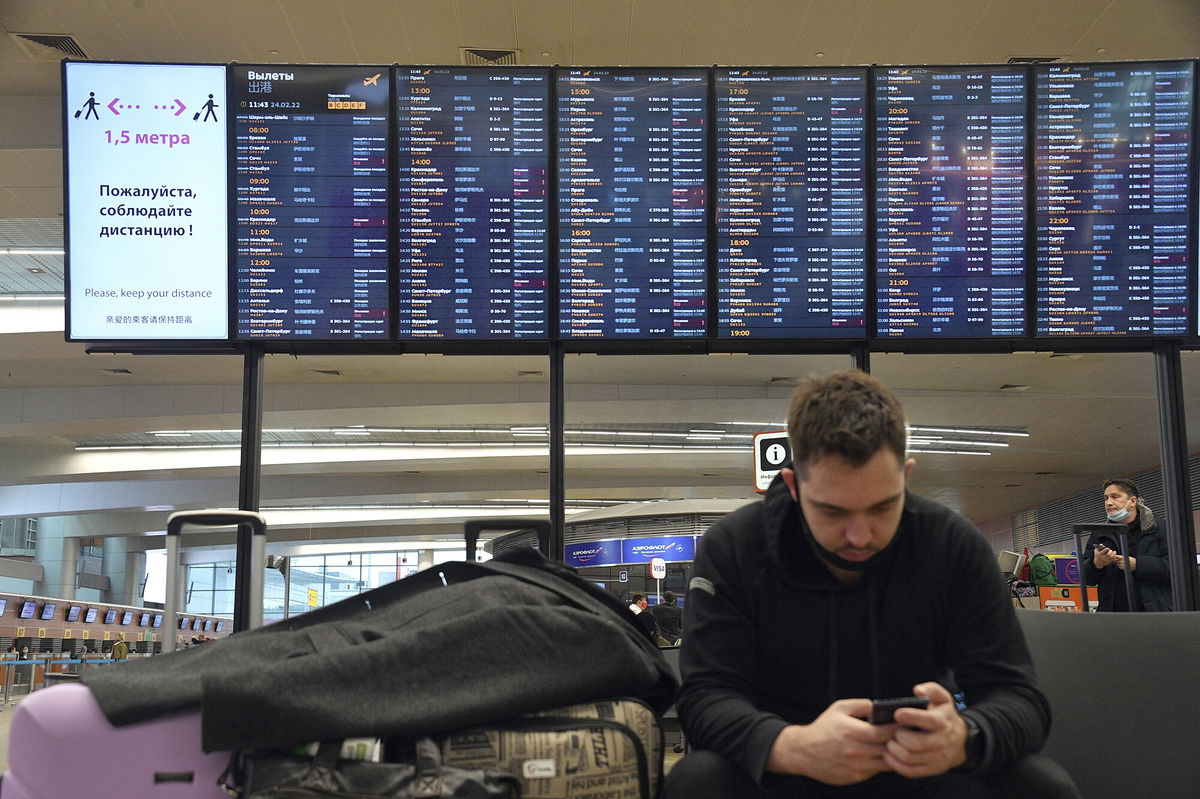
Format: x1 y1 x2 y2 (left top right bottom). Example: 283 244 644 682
1080 504 1172 612
675 475 1050 782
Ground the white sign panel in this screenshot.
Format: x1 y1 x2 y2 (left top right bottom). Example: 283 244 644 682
753 430 790 492
650 557 667 579
65 62 229 340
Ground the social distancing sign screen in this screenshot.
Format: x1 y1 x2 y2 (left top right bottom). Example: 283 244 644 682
65 61 229 340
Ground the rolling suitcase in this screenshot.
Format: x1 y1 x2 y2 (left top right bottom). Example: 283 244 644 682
1 510 266 799
438 697 664 799
1 682 229 798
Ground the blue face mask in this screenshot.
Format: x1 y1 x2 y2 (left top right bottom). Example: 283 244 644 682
1106 503 1132 523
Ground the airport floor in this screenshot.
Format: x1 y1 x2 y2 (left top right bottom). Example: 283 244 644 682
0 692 17 772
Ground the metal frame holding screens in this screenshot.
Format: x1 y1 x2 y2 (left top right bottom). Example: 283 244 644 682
59 59 1197 351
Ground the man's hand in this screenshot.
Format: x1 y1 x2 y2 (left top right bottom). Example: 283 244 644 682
765 698 894 785
1114 554 1136 571
881 682 969 778
1093 545 1117 569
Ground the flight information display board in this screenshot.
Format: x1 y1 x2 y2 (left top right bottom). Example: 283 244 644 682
1034 61 1193 336
395 67 550 339
874 66 1027 338
715 68 868 338
233 65 390 339
557 68 708 338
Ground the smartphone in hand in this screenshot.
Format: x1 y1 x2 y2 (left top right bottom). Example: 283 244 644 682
869 696 930 724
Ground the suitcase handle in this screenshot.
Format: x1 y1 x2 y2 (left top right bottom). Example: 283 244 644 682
167 509 266 537
464 518 550 560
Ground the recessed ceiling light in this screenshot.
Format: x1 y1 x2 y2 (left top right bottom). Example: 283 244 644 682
26 268 45 274
1096 47 1107 54
998 384 1031 392
269 49 279 56
100 368 133 375
815 51 825 58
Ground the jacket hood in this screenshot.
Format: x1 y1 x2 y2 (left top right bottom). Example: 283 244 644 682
1136 501 1155 530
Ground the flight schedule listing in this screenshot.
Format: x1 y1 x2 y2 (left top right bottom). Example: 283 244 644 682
715 68 868 338
1034 61 1193 336
234 65 390 339
558 69 707 338
875 67 1027 338
395 68 550 339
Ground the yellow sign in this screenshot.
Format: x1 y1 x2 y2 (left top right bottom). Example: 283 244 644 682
82 631 90 639
307 588 319 607
15 627 23 637
38 628 46 638
103 631 111 640
63 629 74 639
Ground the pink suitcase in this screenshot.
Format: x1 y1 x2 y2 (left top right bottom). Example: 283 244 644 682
2 683 230 798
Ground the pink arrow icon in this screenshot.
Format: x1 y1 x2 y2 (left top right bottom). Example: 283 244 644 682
108 97 121 115
173 99 187 117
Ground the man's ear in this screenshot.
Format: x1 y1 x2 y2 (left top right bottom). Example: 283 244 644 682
780 467 799 501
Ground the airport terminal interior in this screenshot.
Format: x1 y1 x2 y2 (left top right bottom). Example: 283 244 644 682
0 0 1198 731
0 0 1198 792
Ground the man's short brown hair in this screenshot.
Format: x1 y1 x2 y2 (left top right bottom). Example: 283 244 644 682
787 370 907 474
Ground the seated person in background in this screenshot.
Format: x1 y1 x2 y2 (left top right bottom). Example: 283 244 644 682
627 592 659 640
1082 479 1172 612
649 590 683 645
664 370 1079 798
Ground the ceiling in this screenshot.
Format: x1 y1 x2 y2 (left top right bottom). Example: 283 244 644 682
0 0 1198 551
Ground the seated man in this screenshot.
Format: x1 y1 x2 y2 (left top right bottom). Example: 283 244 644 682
664 370 1079 798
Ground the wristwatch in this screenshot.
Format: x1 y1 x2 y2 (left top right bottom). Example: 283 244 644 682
958 714 985 771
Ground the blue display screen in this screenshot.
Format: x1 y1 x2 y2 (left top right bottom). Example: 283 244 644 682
557 68 708 338
233 64 391 339
1033 61 1193 336
874 66 1028 338
394 67 550 339
715 68 868 338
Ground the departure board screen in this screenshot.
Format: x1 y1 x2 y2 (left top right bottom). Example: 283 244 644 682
395 67 550 339
1034 61 1193 336
715 68 868 338
874 66 1027 338
233 65 390 339
557 68 708 338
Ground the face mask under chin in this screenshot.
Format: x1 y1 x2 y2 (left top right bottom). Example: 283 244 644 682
1107 504 1132 523
795 501 875 572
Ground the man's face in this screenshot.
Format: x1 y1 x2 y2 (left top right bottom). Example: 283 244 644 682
783 448 914 567
1103 484 1136 516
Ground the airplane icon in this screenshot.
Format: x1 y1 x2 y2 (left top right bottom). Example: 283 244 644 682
363 73 381 87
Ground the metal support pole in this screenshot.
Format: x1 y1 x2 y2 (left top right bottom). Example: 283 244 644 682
236 347 266 631
1153 340 1198 611
1119 532 1137 612
548 342 566 561
1074 532 1090 611
849 341 870 374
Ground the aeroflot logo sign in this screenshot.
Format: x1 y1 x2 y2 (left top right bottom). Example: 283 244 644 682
565 540 621 565
564 536 696 568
